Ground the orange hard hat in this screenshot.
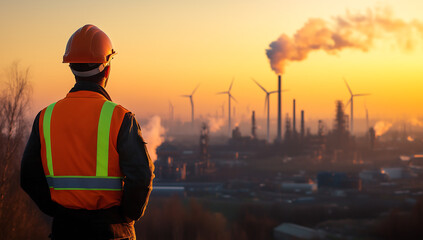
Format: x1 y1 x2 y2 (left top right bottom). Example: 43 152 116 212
63 24 116 64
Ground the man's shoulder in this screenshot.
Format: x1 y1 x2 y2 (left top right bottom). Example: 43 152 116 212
114 103 130 112
113 103 133 116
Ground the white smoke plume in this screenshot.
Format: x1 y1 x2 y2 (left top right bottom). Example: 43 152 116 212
207 116 225 133
142 116 165 162
266 7 423 74
373 121 392 137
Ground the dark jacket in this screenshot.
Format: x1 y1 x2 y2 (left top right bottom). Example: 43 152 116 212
20 81 154 239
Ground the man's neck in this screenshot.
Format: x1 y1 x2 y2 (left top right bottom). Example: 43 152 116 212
70 81 112 101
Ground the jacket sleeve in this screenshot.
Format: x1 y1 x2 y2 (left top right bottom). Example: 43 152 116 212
117 112 155 221
20 112 57 217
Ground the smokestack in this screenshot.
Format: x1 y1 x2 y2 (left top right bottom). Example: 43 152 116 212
251 111 256 139
293 99 296 133
277 75 282 142
301 110 305 139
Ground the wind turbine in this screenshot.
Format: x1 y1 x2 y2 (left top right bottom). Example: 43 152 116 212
168 100 175 130
168 100 174 121
365 103 369 131
344 78 370 134
217 79 237 137
252 78 281 143
181 84 200 126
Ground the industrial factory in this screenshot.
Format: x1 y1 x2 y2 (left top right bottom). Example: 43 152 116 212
150 73 423 239
155 74 374 181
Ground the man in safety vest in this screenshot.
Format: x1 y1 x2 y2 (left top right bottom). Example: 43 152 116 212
20 24 154 239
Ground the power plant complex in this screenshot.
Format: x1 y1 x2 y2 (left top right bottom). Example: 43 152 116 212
152 74 422 239
155 74 373 181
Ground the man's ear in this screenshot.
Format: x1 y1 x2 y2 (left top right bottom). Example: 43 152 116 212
104 66 111 78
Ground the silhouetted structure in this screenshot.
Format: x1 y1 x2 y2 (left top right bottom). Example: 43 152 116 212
317 172 362 190
155 142 187 181
181 84 200 126
318 120 325 138
284 114 292 142
331 101 350 151
200 123 210 166
168 101 174 123
217 80 236 137
277 75 282 143
301 110 305 140
344 79 370 134
369 127 376 150
252 78 278 143
232 126 242 139
293 99 297 135
251 111 257 139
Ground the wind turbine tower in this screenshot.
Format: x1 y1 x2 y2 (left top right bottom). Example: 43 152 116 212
181 84 200 126
344 79 370 134
365 104 369 130
217 79 237 137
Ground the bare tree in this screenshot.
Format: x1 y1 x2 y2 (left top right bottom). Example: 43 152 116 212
0 61 31 191
0 62 42 239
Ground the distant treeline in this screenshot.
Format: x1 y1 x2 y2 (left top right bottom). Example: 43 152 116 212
136 196 276 240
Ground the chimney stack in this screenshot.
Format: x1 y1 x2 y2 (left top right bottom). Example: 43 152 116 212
301 110 305 139
277 75 282 142
252 111 256 139
293 99 296 133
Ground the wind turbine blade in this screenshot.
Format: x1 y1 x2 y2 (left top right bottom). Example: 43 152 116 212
229 78 234 91
269 89 288 95
216 91 228 95
192 83 201 95
230 94 238 103
181 95 191 97
354 93 371 97
252 78 267 93
343 77 353 96
345 98 351 109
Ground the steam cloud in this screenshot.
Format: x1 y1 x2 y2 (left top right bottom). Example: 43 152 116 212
373 121 392 137
207 116 225 133
410 118 423 127
142 116 165 162
266 7 423 74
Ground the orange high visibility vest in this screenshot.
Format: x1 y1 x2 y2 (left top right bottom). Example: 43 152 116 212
39 91 129 210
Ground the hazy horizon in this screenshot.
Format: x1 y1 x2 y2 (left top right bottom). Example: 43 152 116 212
2 0 423 125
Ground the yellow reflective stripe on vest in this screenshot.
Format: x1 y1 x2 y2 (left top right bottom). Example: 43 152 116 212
43 102 56 176
43 100 120 190
96 101 117 176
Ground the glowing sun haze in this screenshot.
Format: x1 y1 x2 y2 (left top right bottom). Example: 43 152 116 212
1 0 422 122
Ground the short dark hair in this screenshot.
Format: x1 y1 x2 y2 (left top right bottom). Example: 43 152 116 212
70 63 107 83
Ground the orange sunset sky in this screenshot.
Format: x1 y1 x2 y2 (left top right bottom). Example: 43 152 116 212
1 0 423 126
